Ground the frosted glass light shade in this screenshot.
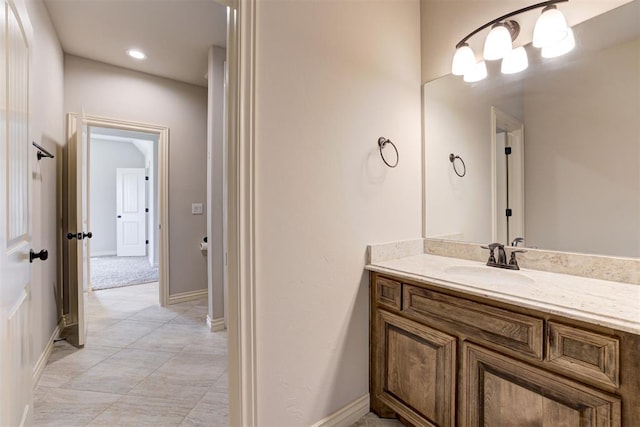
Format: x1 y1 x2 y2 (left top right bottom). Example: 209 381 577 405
533 6 568 48
452 44 476 76
501 46 528 74
542 27 575 58
484 24 513 60
463 61 488 83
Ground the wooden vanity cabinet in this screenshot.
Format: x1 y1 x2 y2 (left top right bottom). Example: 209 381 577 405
370 272 640 426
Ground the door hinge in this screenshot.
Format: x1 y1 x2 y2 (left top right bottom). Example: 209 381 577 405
146 240 149 244
145 208 149 213
505 147 512 155
506 208 513 217
145 176 149 181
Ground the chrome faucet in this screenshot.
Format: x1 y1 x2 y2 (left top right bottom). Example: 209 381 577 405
482 243 525 270
511 237 525 247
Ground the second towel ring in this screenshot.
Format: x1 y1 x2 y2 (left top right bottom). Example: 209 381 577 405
378 137 399 168
449 153 466 177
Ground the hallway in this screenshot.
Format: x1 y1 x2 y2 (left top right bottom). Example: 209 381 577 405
34 283 228 426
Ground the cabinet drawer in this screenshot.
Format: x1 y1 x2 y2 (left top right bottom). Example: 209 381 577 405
375 276 402 311
547 321 620 389
403 285 543 359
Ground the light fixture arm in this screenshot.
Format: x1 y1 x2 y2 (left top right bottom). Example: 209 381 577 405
455 0 568 48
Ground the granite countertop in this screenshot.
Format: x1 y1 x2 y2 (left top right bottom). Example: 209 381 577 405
366 253 640 335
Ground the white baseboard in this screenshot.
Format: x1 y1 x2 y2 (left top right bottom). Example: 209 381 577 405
206 315 226 332
311 394 370 427
33 319 63 386
168 288 208 305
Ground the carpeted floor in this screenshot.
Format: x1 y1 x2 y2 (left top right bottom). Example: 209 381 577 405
90 256 159 290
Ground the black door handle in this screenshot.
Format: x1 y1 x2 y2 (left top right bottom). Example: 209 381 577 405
83 232 93 239
117 215 122 218
67 232 82 240
30 249 48 263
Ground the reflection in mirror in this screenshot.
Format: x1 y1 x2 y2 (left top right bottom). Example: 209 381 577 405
424 1 639 258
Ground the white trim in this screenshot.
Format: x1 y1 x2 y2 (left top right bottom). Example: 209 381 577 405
227 0 258 425
490 107 525 243
32 320 63 386
68 114 170 307
310 394 370 427
168 288 208 305
207 315 226 332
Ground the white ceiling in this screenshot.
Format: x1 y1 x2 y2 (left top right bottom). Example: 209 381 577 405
44 0 228 87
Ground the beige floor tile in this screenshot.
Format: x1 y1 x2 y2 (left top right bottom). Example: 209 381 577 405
38 343 121 388
61 358 154 394
34 386 121 426
87 395 193 427
34 284 228 426
126 373 210 406
169 307 208 326
155 352 226 385
127 304 187 322
128 323 212 352
350 412 405 426
180 389 229 427
86 319 163 348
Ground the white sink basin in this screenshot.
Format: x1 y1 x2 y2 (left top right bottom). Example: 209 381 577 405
444 265 534 286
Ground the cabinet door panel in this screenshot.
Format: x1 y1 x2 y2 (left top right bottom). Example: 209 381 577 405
462 343 621 427
403 285 543 359
374 310 456 427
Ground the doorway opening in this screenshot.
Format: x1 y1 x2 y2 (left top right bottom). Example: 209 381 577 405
491 107 525 246
88 126 160 292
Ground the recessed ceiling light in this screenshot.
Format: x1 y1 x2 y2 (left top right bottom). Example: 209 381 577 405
127 49 146 60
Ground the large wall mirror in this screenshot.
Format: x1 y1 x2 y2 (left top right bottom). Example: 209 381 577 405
424 0 639 258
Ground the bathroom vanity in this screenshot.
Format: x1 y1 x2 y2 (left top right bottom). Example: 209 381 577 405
367 251 640 426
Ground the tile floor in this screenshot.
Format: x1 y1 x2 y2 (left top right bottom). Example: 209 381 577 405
351 412 404 426
34 282 228 427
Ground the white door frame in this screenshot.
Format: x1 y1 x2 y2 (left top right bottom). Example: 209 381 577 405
490 106 525 244
67 114 170 306
227 0 258 424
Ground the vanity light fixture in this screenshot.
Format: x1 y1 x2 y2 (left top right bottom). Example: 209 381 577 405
483 22 518 61
463 61 488 83
541 27 575 58
127 49 147 60
451 0 572 81
501 46 529 74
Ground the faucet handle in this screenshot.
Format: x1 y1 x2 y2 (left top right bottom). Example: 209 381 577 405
508 249 527 269
482 243 503 265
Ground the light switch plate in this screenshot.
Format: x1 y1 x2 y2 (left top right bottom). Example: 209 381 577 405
192 203 203 215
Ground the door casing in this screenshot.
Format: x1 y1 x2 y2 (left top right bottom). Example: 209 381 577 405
65 114 170 306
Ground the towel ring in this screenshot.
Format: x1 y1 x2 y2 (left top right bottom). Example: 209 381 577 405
378 137 398 168
449 153 466 177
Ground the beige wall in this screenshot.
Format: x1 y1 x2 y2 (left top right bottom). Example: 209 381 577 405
64 55 209 297
254 0 422 425
424 75 522 243
523 38 640 257
26 0 64 370
420 0 633 83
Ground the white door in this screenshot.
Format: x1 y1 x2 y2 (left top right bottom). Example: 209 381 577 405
0 0 33 424
116 168 146 256
66 112 90 347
